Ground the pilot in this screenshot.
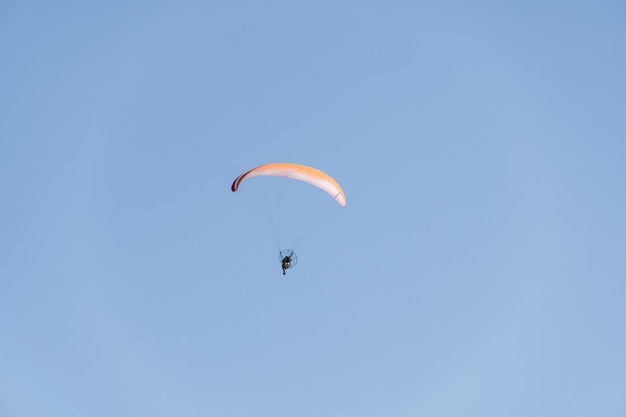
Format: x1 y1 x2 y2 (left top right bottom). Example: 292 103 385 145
281 255 291 275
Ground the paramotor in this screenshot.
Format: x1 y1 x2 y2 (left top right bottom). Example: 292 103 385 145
231 163 346 275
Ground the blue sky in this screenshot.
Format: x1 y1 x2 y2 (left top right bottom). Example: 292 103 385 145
1 2 625 416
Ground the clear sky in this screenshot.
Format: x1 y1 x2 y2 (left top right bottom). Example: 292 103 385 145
1 2 625 416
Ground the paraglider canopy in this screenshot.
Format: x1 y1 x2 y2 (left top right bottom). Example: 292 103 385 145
231 163 346 207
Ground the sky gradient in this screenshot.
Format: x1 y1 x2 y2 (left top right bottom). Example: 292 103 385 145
1 2 625 416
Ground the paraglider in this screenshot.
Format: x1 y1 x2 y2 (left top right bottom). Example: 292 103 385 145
231 163 345 275
281 256 291 275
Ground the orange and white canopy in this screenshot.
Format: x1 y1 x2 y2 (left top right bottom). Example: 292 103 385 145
231 163 346 207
